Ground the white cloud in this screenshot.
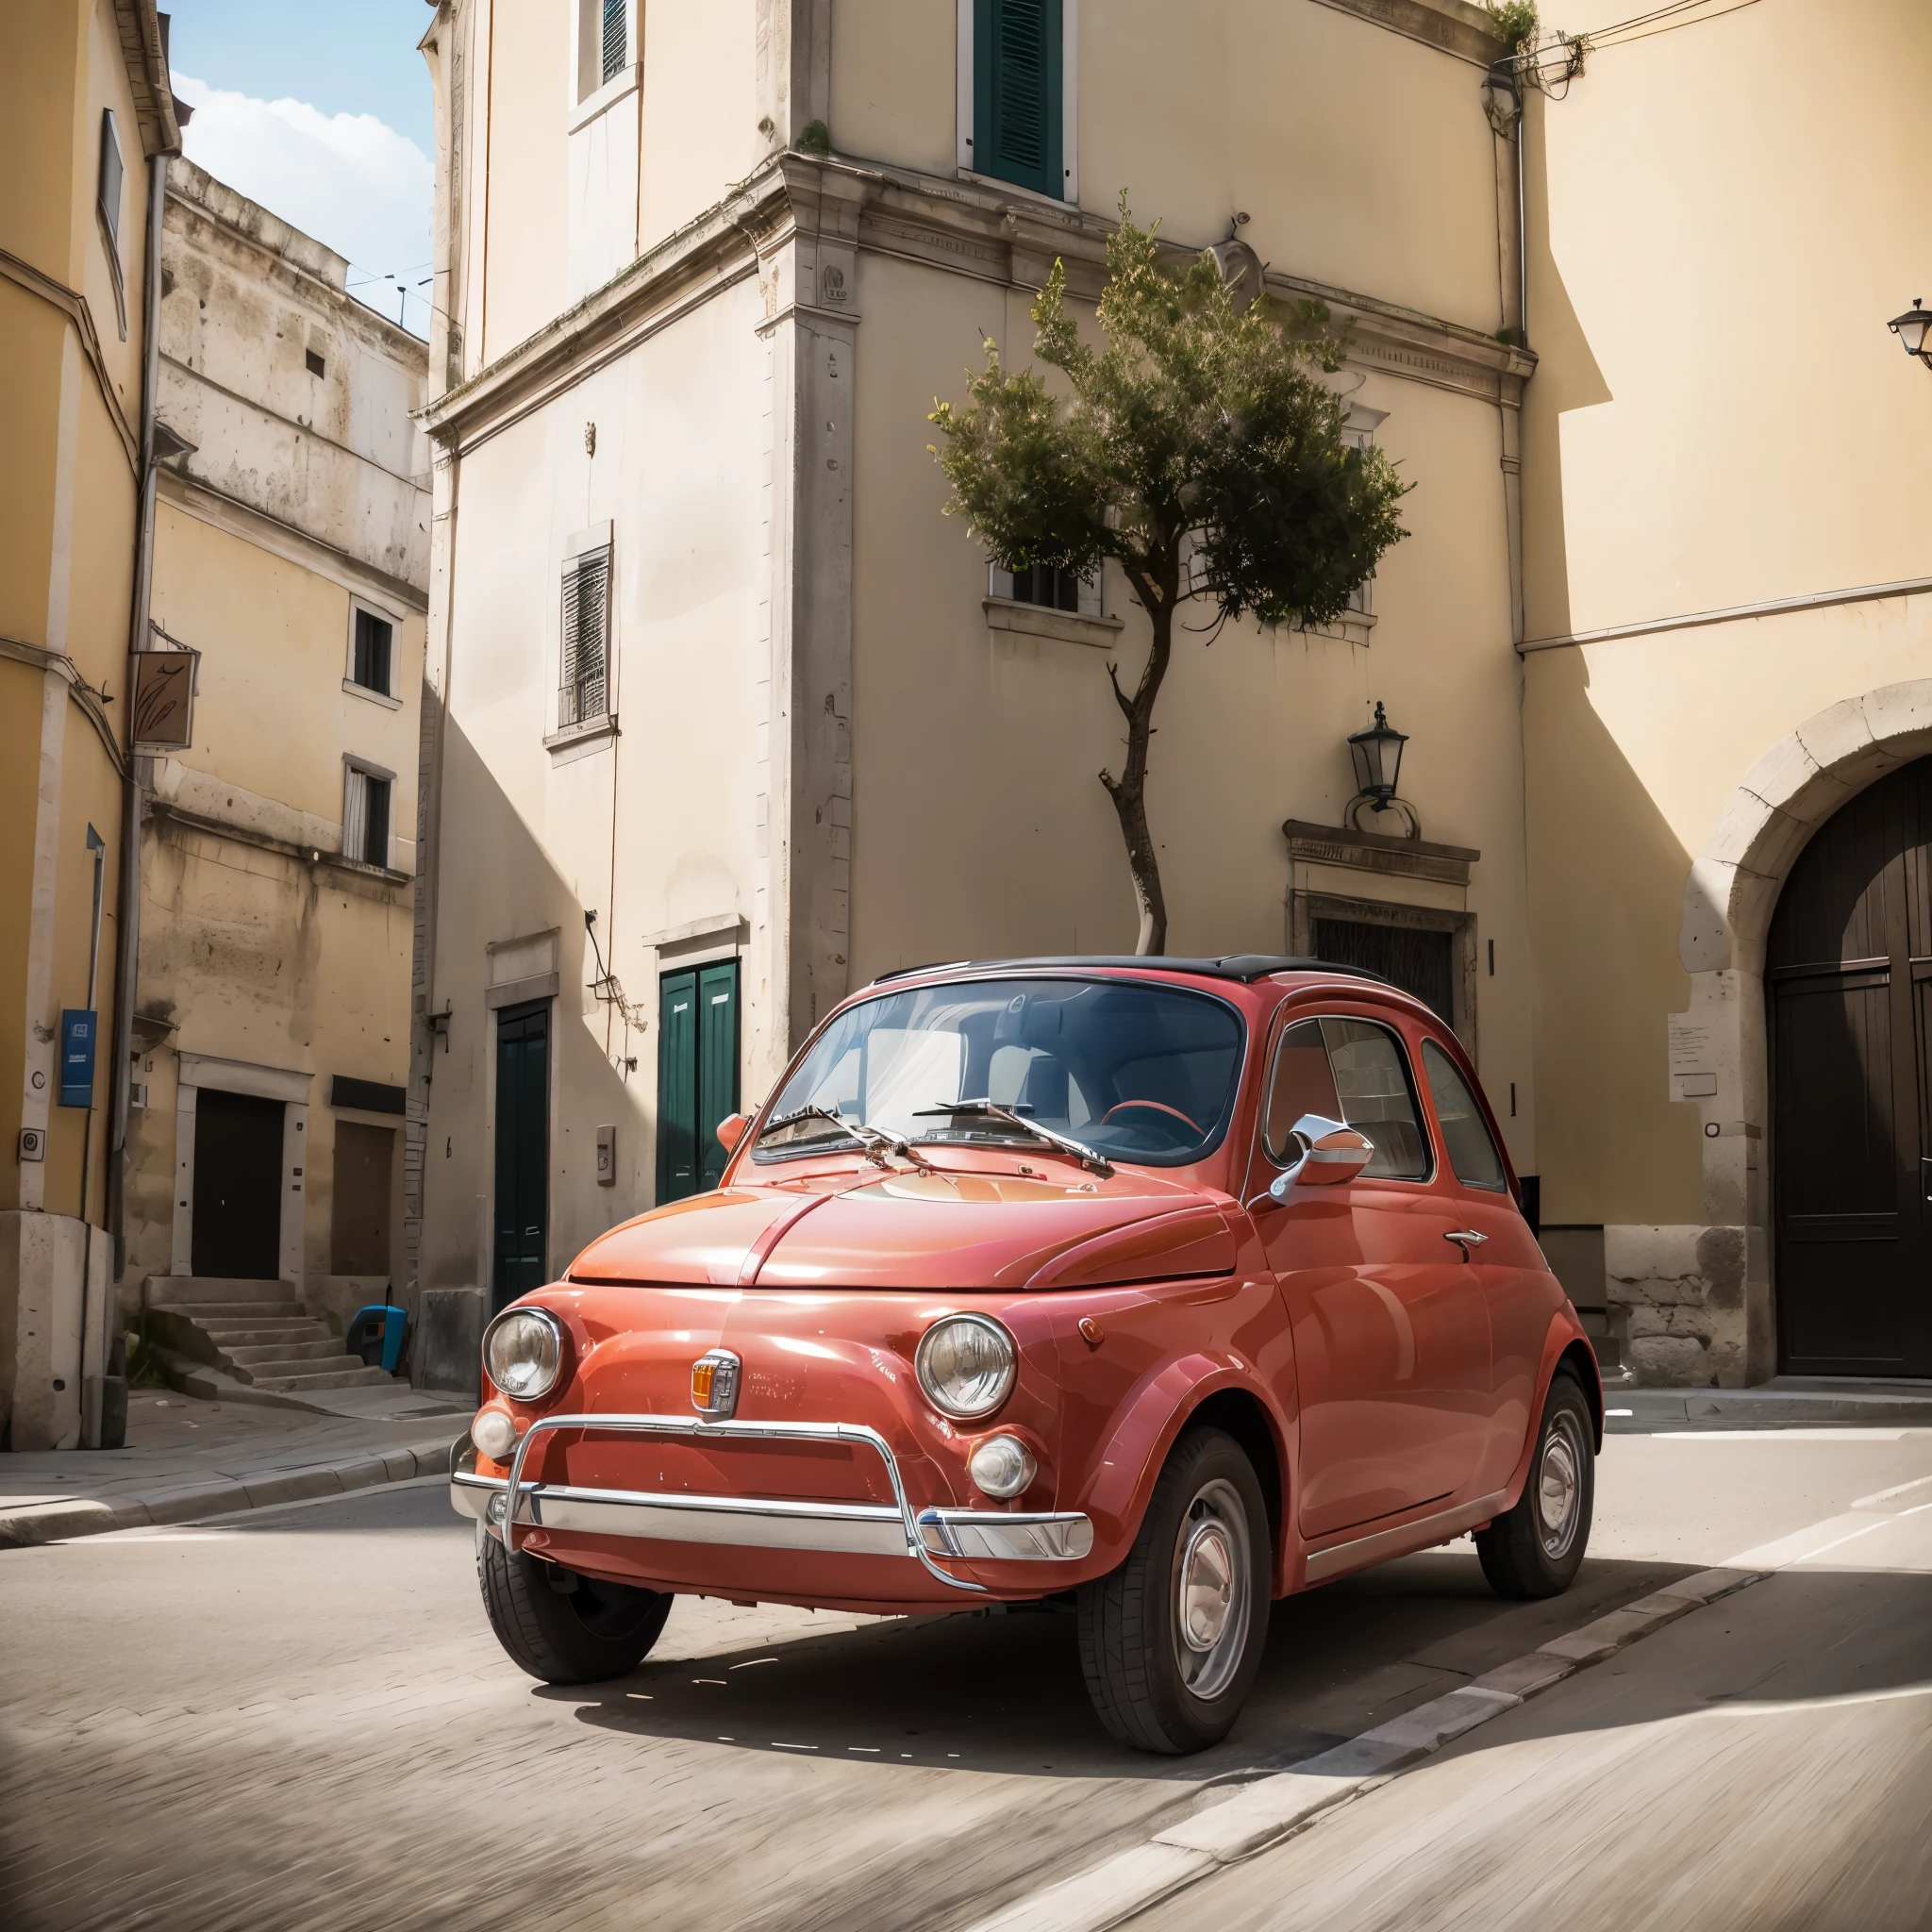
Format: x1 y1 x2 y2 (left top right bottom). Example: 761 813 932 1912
175 75 432 336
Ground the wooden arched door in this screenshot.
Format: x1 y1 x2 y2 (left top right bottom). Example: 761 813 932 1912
1769 756 1932 1375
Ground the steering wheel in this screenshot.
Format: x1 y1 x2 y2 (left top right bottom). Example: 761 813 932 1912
1100 1098 1203 1135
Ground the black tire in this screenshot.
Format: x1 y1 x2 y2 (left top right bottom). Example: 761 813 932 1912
476 1526 673 1683
1476 1371 1594 1600
1076 1426 1272 1755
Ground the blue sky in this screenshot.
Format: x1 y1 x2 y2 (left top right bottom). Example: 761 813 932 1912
167 0 435 335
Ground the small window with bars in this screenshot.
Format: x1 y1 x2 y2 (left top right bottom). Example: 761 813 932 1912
989 559 1102 618
601 0 627 82
350 607 393 695
559 545 611 728
342 762 393 869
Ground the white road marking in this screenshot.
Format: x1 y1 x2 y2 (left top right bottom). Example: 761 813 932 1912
1854 1472 1932 1509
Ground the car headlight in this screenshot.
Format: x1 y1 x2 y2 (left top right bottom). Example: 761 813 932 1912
915 1313 1017 1420
483 1307 564 1402
968 1433 1037 1499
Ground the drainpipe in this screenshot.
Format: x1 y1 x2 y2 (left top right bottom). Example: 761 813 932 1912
105 149 170 1329
1513 71 1528 349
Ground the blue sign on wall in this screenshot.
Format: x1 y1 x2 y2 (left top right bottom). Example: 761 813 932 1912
58 1009 97 1108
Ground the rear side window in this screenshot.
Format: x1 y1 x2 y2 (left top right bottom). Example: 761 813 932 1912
1421 1040 1507 1191
1263 1015 1430 1181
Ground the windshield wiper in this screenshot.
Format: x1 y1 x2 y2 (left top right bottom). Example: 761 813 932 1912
912 1098 1115 1178
757 1105 934 1174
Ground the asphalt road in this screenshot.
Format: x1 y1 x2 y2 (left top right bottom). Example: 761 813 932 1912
2 1424 1928 1932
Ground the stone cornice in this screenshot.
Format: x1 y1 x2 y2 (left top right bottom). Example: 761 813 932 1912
423 152 1533 451
1283 817 1480 886
1306 0 1507 68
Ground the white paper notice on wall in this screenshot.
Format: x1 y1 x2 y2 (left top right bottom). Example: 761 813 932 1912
1668 1014 1718 1100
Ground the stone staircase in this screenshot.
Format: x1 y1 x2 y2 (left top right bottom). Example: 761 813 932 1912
144 1277 393 1393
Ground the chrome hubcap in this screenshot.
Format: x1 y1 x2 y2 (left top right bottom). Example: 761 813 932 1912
1537 1413 1584 1559
1170 1477 1252 1702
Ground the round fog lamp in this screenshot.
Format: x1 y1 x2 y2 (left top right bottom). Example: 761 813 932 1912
915 1313 1017 1419
484 1307 564 1401
472 1406 517 1461
968 1433 1037 1499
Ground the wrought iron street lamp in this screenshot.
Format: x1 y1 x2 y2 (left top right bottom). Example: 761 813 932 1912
1348 701 1407 812
1889 298 1932 367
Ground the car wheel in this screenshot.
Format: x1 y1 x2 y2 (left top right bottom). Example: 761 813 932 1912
1475 1371 1594 1600
476 1525 673 1683
1076 1425 1272 1755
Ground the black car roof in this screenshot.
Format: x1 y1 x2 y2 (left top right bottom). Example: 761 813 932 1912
867 954 1398 991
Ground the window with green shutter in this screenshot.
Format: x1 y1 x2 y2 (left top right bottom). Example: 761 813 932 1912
974 0 1064 200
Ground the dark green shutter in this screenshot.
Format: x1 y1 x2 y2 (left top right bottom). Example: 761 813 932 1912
974 0 1064 200
658 972 698 1202
492 1001 550 1310
697 962 741 1191
658 960 741 1203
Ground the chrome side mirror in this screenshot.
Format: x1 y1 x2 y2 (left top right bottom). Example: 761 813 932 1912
1269 1113 1374 1199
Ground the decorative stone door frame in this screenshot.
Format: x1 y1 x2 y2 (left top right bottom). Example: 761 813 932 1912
170 1052 313 1284
1657 680 1932 1384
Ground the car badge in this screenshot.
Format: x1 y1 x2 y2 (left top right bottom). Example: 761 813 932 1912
691 1348 741 1419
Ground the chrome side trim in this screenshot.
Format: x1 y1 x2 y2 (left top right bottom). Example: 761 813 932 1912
1303 1489 1508 1584
482 1410 1094 1595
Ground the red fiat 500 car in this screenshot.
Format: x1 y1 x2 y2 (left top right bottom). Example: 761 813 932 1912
453 956 1601 1754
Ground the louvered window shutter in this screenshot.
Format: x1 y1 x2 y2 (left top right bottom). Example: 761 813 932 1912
602 0 627 82
560 548 610 727
974 0 1063 200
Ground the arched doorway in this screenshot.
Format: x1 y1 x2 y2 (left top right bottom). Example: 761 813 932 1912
1769 755 1932 1375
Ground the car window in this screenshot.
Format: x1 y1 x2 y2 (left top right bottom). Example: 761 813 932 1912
1321 1018 1430 1181
1263 1019 1341 1162
1421 1039 1508 1191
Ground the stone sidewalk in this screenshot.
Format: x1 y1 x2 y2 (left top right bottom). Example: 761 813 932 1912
0 1388 468 1548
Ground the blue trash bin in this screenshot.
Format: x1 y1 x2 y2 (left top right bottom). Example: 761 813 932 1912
346 1304 408 1374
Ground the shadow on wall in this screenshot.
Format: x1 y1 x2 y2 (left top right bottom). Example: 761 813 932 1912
1518 92 1613 646
422 712 653 1301
1522 643 1703 1230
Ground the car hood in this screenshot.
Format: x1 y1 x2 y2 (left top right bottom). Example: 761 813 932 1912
566 1167 1240 1291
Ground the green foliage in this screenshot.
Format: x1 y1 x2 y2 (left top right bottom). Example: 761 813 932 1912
1484 2 1540 53
125 1316 167 1390
927 205 1409 951
929 208 1407 635
796 119 831 158
1495 325 1527 348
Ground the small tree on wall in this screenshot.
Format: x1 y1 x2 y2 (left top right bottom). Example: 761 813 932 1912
929 208 1410 956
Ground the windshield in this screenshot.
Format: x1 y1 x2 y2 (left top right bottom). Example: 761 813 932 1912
756 977 1245 1167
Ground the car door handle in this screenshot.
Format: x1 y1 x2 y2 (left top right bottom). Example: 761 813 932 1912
1444 1230 1488 1251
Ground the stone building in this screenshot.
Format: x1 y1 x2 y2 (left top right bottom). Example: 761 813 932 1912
123 160 432 1391
410 0 1544 1371
1 0 179 1449
413 0 1932 1391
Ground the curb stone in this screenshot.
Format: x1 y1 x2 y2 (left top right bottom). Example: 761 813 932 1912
0 1434 459 1549
965 1564 1769 1932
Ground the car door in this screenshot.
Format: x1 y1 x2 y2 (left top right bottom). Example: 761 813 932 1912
1250 1008 1493 1538
1416 1034 1550 1489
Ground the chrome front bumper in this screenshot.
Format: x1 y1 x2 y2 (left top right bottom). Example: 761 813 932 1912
449 1412 1095 1595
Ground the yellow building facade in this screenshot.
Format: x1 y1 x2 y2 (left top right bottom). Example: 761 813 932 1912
1520 0 1932 1385
0 0 178 1449
128 162 431 1363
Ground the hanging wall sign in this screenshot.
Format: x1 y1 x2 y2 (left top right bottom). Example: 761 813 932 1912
132 648 198 750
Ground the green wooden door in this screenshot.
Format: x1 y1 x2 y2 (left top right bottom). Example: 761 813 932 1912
974 0 1063 199
492 1000 549 1310
697 960 741 1192
658 959 740 1203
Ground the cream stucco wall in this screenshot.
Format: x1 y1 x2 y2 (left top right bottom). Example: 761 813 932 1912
419 0 1538 1316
